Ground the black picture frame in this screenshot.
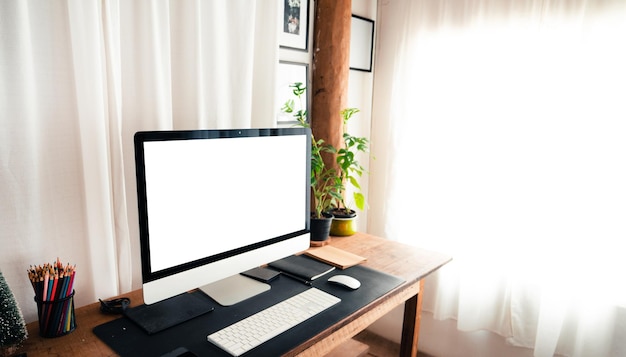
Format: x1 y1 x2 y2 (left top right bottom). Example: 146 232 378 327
350 15 375 72
276 61 309 125
279 0 310 51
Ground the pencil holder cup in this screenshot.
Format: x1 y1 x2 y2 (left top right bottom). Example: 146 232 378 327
34 290 77 337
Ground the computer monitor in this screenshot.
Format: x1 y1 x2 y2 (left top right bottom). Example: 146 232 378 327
133 128 311 306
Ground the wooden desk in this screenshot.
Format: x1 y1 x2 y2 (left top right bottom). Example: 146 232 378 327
18 232 451 357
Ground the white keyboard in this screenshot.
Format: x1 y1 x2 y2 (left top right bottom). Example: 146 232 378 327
207 288 341 356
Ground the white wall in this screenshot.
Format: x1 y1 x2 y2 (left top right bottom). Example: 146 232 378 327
349 0 377 233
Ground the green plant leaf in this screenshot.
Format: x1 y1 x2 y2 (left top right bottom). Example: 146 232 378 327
348 176 360 190
353 192 365 211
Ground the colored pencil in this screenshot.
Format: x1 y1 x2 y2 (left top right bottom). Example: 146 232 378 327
27 259 77 336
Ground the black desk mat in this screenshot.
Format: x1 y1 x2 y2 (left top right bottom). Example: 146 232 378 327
93 264 405 356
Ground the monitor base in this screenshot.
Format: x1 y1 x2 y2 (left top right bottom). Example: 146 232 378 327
200 274 270 306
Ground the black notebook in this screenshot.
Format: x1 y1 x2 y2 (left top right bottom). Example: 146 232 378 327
268 254 335 281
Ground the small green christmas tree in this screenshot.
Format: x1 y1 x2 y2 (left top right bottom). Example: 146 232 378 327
0 270 28 356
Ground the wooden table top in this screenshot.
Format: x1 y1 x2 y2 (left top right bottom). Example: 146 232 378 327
17 232 451 357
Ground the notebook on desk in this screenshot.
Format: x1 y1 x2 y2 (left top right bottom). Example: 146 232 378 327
268 254 335 281
304 245 367 269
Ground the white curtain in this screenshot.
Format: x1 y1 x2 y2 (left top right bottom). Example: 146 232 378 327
371 0 626 356
0 0 279 323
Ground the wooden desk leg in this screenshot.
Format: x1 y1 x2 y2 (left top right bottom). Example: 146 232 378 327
400 279 424 357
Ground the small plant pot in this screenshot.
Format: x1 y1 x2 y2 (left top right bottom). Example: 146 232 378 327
310 214 333 242
329 209 357 236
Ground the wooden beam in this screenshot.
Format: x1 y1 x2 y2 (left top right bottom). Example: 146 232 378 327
311 0 352 170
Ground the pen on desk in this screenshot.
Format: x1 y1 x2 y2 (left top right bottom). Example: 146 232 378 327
280 271 312 286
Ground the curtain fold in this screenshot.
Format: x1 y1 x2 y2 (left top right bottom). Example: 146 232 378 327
1 0 279 323
372 1 626 356
69 0 125 299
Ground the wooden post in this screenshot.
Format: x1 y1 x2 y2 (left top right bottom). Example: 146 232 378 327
400 279 425 356
311 0 352 171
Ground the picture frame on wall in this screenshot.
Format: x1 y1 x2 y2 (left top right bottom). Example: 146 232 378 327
350 15 375 72
276 61 309 125
279 0 309 51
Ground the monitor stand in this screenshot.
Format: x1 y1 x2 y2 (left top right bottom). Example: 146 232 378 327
199 274 270 306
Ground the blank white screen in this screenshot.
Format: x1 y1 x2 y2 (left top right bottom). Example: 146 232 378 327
143 135 307 273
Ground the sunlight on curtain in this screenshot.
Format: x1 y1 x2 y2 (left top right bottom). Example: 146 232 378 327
0 0 279 323
371 1 626 356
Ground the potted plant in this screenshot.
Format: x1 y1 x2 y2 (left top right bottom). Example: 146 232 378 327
282 83 342 243
328 108 370 236
283 83 370 239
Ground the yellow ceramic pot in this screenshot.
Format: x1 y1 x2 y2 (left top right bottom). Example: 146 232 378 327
329 210 357 236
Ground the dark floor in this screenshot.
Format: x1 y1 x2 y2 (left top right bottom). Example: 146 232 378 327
354 330 433 357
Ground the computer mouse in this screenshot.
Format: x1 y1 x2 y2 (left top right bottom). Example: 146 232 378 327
327 275 361 290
